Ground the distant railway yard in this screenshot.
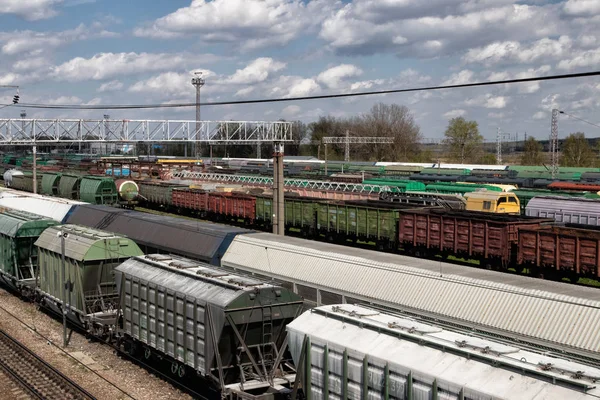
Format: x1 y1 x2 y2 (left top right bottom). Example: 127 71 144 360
2 154 600 399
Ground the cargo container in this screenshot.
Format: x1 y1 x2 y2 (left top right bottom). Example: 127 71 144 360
116 253 303 395
207 192 256 224
138 181 187 207
41 172 61 196
0 209 57 295
58 174 81 200
398 209 552 268
35 224 143 331
79 176 118 205
518 225 600 280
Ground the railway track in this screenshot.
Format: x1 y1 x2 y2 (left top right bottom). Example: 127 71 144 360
0 329 97 400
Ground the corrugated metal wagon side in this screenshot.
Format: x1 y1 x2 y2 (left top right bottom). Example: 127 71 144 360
35 224 143 335
41 172 62 196
398 209 552 269
207 192 256 225
58 174 81 200
518 225 600 281
79 176 118 205
171 188 208 215
138 181 187 209
115 254 303 398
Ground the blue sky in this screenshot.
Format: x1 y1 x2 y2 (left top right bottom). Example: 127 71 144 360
0 0 599 141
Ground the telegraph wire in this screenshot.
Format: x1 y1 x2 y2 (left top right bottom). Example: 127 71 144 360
11 70 600 110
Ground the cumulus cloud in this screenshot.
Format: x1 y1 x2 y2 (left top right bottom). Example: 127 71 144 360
224 58 286 85
463 36 572 66
320 1 560 57
464 94 508 109
134 0 338 50
281 105 301 118
0 23 118 56
128 70 215 96
444 109 466 119
532 111 546 120
317 64 363 89
557 48 600 70
97 80 124 92
563 0 600 15
443 70 475 85
50 52 222 82
0 0 61 21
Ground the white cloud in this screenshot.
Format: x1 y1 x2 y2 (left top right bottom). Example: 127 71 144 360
97 80 124 92
0 23 119 55
463 36 572 66
488 112 505 119
0 72 20 85
286 78 321 98
224 58 286 85
46 96 82 105
282 105 301 118
557 48 600 70
128 70 215 96
317 64 363 89
563 0 600 16
443 70 475 85
134 0 338 50
234 87 255 98
464 94 508 109
484 96 507 109
320 1 561 57
444 109 466 119
532 111 546 120
0 0 60 21
50 52 222 82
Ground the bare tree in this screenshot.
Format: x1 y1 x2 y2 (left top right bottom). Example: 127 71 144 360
358 103 422 161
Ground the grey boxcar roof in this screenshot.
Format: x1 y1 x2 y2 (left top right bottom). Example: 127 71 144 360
116 254 279 308
65 205 253 265
222 232 600 360
288 305 600 400
526 196 600 216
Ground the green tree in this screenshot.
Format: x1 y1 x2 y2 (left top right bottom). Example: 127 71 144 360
520 137 546 165
479 153 497 165
561 132 595 167
442 117 483 163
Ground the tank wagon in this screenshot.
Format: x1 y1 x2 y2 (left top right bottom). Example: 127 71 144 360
2 169 24 187
114 179 139 208
0 209 58 296
116 254 303 398
288 305 600 400
35 224 143 333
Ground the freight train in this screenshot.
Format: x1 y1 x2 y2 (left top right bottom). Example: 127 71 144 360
5 180 600 283
0 209 303 399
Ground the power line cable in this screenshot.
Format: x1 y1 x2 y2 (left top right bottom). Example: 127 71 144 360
12 70 600 110
559 110 600 130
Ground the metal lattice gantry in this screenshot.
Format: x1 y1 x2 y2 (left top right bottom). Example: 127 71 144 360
323 132 394 162
171 171 391 193
0 119 293 144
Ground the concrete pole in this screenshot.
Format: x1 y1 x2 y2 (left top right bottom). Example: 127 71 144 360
324 143 328 176
32 144 37 194
61 231 67 347
273 142 285 235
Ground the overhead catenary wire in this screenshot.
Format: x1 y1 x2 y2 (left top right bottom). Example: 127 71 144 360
7 70 600 110
559 110 600 130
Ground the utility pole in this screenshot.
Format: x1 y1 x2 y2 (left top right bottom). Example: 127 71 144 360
59 230 72 347
345 130 350 162
103 114 110 156
496 128 511 165
551 109 561 179
192 72 205 159
272 142 285 236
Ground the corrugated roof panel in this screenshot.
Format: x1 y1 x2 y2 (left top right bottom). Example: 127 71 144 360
222 232 600 358
0 188 84 223
287 305 600 400
526 196 600 225
65 205 253 265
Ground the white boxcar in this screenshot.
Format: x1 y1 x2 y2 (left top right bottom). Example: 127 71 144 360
526 196 600 226
287 305 600 400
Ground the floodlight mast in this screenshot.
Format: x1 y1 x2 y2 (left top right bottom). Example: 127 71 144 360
191 72 205 159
